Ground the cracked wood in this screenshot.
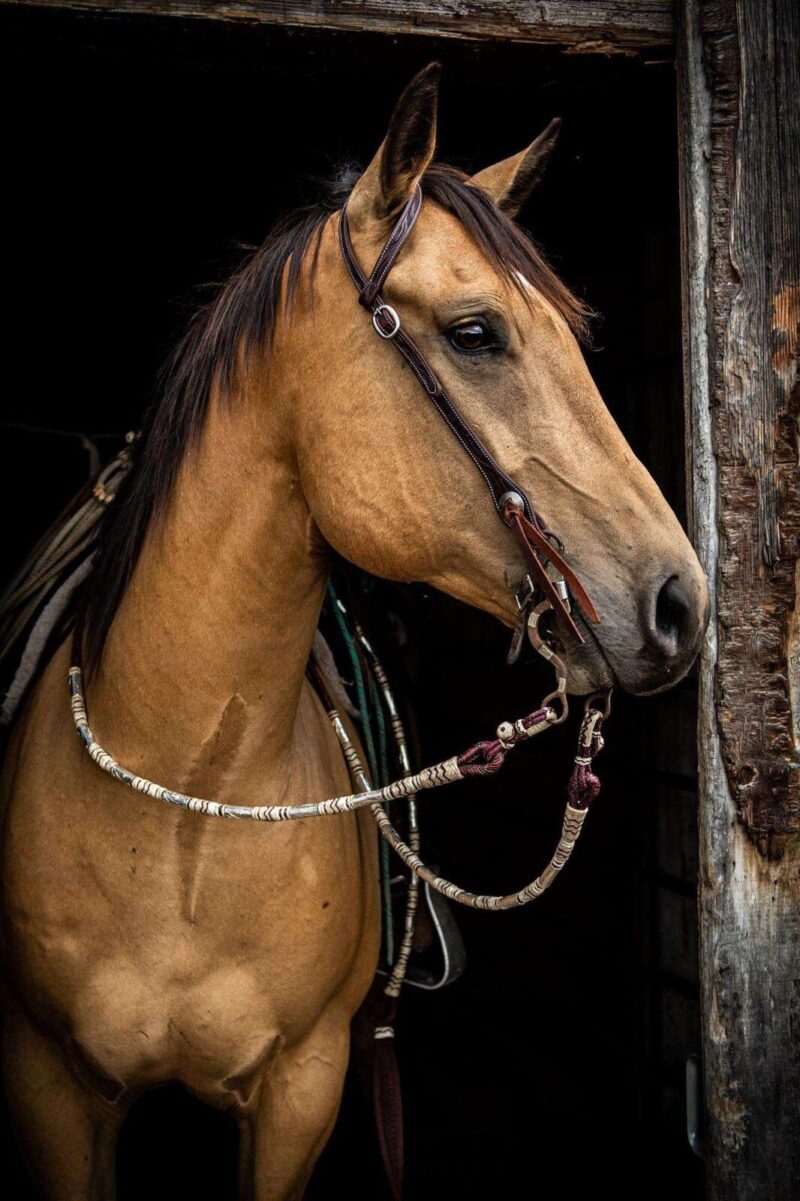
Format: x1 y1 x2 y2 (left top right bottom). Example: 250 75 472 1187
679 1 800 1197
0 0 674 49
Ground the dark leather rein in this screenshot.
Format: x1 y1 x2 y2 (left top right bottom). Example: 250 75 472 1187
338 186 600 662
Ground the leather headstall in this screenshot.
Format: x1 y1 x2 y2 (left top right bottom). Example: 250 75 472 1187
338 187 600 663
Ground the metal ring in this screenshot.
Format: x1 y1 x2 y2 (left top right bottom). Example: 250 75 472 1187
541 689 569 724
373 304 401 339
584 688 613 720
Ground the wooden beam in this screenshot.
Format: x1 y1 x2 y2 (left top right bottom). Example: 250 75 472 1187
678 0 800 1196
0 0 674 50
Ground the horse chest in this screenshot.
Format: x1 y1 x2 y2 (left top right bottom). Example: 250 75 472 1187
46 867 363 1098
5 777 376 1100
66 955 289 1104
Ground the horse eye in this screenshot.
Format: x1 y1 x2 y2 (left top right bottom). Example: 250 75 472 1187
448 320 495 354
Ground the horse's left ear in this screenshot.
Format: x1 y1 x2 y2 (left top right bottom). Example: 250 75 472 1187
347 62 440 230
471 118 561 218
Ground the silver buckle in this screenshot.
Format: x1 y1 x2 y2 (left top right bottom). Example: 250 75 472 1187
373 304 401 339
546 565 571 611
515 574 536 612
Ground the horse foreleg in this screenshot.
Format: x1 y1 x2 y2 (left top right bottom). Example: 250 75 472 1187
238 1012 350 1201
3 1003 126 1200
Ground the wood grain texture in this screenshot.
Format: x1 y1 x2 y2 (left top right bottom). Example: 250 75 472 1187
702 0 800 846
0 0 674 49
678 0 800 1195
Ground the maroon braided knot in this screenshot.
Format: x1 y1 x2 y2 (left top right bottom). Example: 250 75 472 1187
567 763 601 809
567 720 605 809
457 707 550 778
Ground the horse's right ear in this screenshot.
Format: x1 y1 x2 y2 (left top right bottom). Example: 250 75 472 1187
470 119 561 218
347 63 440 230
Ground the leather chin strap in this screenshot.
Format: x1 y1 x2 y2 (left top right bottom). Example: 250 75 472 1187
338 186 600 653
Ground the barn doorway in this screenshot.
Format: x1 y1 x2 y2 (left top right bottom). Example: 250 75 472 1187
1 10 702 1200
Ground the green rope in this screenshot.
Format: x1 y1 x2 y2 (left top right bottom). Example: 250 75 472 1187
355 577 393 883
367 669 394 956
327 582 395 965
329 587 378 776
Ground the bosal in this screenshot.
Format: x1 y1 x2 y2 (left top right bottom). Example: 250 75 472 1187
69 185 611 989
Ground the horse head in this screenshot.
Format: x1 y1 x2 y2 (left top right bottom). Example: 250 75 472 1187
283 64 708 696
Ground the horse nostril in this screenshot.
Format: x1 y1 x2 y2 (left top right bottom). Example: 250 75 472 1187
653 575 691 655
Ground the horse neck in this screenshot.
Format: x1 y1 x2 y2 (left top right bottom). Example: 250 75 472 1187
90 367 326 783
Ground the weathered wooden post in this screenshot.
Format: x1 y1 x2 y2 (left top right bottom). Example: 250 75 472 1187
678 1 800 1195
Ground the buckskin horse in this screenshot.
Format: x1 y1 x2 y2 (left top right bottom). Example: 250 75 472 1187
0 64 708 1199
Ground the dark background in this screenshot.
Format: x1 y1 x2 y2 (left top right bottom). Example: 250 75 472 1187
1 9 702 1199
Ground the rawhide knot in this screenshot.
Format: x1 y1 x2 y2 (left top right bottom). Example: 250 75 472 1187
567 762 601 810
495 706 552 748
566 705 607 810
457 706 552 776
457 739 507 777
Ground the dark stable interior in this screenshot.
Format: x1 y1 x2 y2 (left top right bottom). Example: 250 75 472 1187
1 11 703 1200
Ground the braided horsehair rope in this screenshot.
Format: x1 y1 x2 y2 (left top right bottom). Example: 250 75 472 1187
68 654 606 913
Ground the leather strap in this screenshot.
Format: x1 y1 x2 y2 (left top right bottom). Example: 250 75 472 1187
340 191 531 522
504 503 599 643
339 189 599 643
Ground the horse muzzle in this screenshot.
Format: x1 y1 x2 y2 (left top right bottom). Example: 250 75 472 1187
569 558 710 697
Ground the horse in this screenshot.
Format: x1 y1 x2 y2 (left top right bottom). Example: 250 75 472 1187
0 63 708 1199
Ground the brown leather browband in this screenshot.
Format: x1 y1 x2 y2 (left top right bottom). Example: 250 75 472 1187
338 186 600 648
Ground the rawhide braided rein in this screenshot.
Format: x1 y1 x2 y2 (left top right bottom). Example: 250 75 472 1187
67 663 608 911
343 702 606 911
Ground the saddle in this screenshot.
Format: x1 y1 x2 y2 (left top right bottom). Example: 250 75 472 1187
0 435 137 725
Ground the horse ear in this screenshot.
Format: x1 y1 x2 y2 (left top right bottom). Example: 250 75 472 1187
347 63 440 229
470 118 561 218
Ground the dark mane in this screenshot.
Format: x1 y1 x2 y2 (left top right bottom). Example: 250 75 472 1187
77 163 590 676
